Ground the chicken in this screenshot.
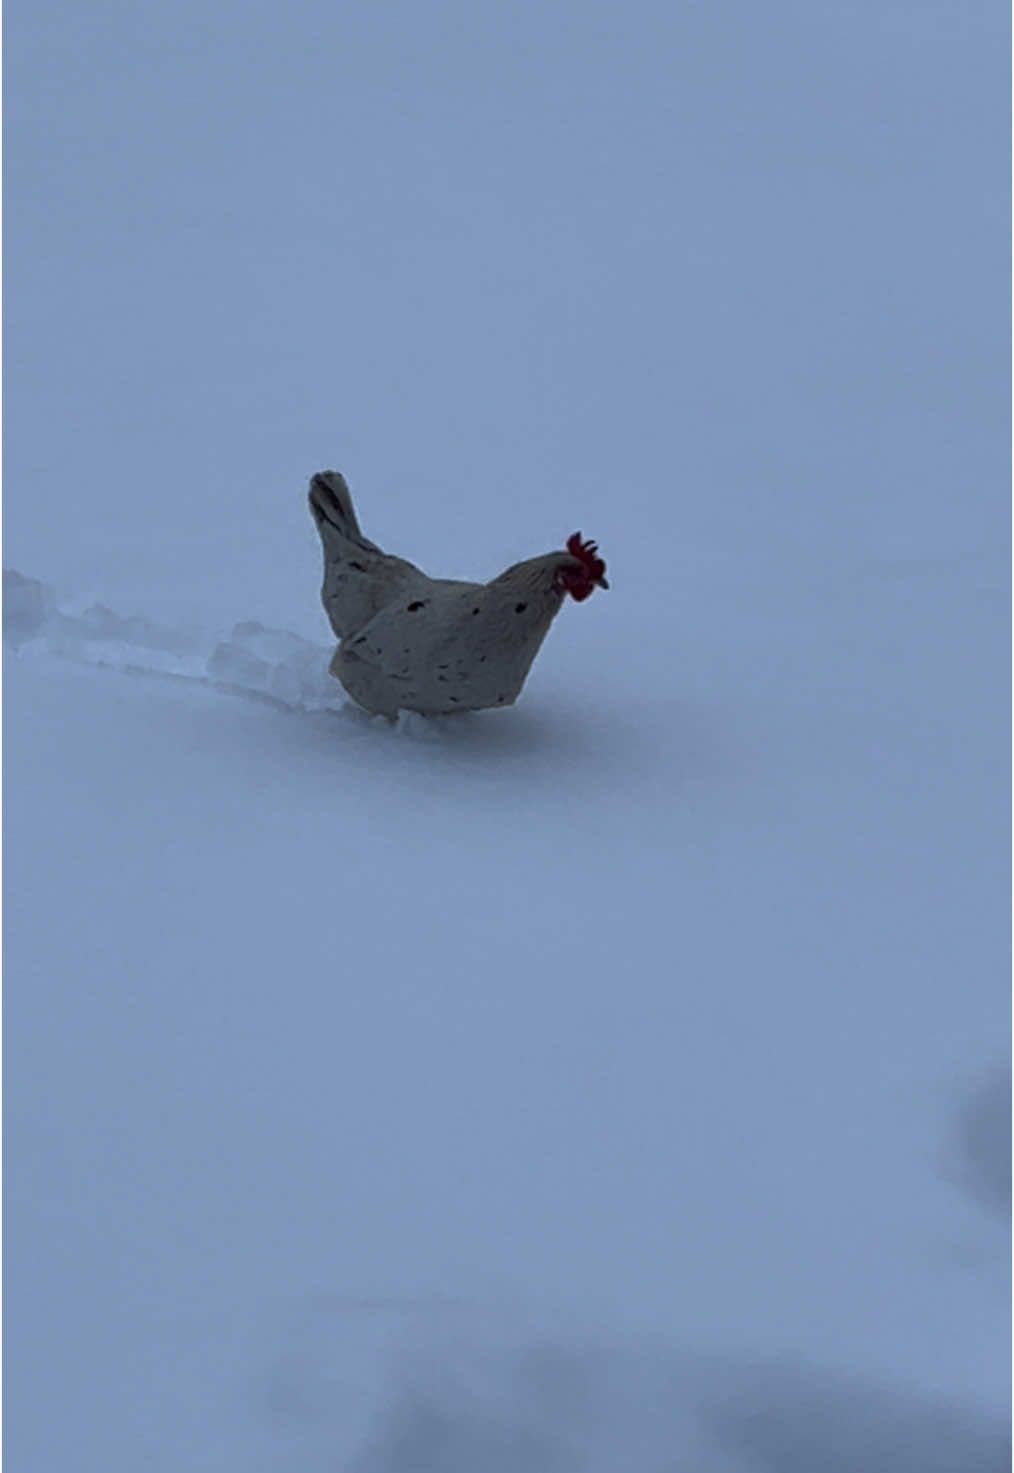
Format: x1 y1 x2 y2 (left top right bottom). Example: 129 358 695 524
308 470 607 717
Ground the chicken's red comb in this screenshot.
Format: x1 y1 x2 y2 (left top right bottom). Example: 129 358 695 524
566 532 607 584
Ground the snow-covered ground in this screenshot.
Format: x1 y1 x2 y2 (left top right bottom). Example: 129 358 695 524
5 546 1008 1469
5 0 1009 1468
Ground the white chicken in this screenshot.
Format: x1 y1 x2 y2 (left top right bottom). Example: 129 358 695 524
308 470 608 717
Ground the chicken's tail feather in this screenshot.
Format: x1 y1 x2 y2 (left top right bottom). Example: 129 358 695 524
308 471 377 551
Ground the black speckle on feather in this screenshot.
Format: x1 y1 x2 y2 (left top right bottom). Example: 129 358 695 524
407 600 426 612
349 561 366 572
514 602 527 614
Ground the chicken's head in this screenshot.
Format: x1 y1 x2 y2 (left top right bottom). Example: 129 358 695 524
554 533 609 602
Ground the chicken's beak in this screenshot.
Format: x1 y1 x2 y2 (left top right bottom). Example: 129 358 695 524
598 574 609 590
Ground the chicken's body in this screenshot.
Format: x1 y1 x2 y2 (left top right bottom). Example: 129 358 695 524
308 471 606 717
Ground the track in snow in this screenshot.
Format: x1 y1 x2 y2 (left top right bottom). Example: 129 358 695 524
3 567 348 715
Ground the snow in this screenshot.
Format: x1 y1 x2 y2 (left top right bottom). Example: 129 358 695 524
5 554 1008 1468
4 0 1009 1467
